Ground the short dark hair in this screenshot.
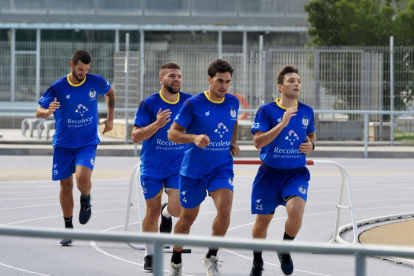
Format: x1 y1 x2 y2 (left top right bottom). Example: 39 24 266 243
71 50 92 65
159 62 181 76
277 65 299 86
208 59 234 78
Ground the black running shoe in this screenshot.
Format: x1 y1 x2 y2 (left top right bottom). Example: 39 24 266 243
79 195 92 225
250 260 264 276
143 255 152 272
278 253 294 275
160 202 172 233
60 227 73 246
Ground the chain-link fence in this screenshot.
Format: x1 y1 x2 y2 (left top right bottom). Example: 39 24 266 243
1 42 414 144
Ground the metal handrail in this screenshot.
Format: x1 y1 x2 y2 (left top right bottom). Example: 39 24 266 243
0 225 413 275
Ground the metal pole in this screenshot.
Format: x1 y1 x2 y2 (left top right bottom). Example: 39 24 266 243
314 51 320 109
355 252 366 276
125 33 130 145
364 113 369 158
115 29 119 52
35 28 41 101
153 241 164 276
140 30 145 102
259 35 264 105
390 36 394 146
242 31 247 99
218 31 222 59
10 28 16 102
134 144 138 157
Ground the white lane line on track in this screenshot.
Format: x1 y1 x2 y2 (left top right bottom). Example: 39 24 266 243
0 208 126 226
0 200 126 211
0 262 49 275
0 187 129 195
221 248 332 276
89 223 195 276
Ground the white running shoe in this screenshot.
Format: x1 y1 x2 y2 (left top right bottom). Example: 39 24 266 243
169 262 182 276
202 256 221 276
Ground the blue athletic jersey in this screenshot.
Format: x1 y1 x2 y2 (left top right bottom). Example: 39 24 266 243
38 74 111 148
174 91 239 179
134 91 192 178
251 99 315 169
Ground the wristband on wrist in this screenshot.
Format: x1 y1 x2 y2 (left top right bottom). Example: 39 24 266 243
310 140 315 150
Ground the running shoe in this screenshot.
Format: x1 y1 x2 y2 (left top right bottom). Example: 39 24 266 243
202 255 221 276
249 260 264 276
79 194 92 225
143 255 152 272
278 252 294 275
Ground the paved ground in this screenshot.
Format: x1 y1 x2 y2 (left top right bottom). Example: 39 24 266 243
0 156 413 275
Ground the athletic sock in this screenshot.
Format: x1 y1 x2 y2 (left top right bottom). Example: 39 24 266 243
80 194 90 203
206 248 218 258
64 216 73 228
171 249 182 264
162 205 171 218
283 232 295 241
144 243 154 257
253 251 263 263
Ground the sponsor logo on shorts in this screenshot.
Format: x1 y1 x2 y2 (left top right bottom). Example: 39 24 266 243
205 111 210 116
66 94 70 99
256 199 261 203
302 115 309 127
53 163 58 176
142 187 147 193
214 123 229 138
285 130 299 146
90 158 95 166
255 204 263 210
89 88 97 99
39 96 45 102
298 186 307 194
182 191 186 195
228 178 234 186
230 106 237 118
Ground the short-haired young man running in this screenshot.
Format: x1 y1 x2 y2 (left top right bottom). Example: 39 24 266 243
249 65 316 276
168 59 240 276
132 62 191 272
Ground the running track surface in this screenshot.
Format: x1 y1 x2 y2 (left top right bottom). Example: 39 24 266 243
0 156 413 276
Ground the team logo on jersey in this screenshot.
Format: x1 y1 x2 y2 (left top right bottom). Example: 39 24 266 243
298 186 307 194
89 88 96 98
90 158 95 166
277 118 282 123
285 130 299 145
205 111 210 116
75 104 89 116
214 123 229 138
66 94 70 99
302 115 309 127
175 114 180 120
230 106 237 118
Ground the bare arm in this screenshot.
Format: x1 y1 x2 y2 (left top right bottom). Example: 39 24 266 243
168 122 210 148
99 86 115 134
254 107 297 149
132 108 172 143
36 97 60 118
230 120 240 156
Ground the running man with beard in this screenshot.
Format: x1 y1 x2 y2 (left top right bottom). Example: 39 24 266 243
168 59 240 276
36 50 115 246
132 63 191 272
249 65 316 276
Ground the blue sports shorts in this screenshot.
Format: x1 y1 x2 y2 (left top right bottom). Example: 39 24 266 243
52 145 97 181
251 164 310 215
140 174 179 200
179 169 234 209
